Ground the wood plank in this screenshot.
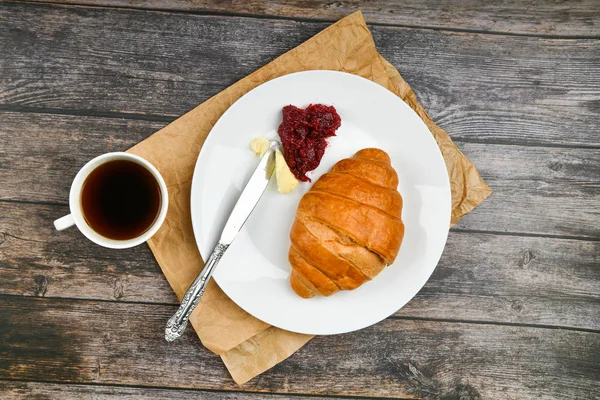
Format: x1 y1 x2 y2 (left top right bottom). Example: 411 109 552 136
455 142 600 238
1 2 599 147
1 112 598 238
0 381 342 400
0 113 165 205
0 201 176 304
2 200 598 331
26 0 600 37
1 296 598 399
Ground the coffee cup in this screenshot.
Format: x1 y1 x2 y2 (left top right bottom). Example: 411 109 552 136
53 152 168 249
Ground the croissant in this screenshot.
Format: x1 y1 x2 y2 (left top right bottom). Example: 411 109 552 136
288 148 404 298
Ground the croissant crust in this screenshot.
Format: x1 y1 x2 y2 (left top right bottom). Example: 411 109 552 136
289 148 404 298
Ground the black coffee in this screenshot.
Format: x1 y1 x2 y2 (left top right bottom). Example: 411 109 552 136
81 159 161 240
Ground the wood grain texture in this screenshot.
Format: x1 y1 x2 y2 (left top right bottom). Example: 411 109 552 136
0 201 176 304
1 112 598 238
2 200 599 330
456 142 600 238
0 381 341 400
0 113 165 205
26 0 600 37
1 2 599 147
1 2 599 398
1 296 599 399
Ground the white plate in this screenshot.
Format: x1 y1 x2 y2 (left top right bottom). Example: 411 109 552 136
191 71 451 335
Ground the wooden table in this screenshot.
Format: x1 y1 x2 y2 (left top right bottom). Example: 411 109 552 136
1 1 599 399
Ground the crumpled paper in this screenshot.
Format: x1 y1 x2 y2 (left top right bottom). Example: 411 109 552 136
128 10 491 385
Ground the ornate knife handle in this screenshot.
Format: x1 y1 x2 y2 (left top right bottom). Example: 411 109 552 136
164 242 229 342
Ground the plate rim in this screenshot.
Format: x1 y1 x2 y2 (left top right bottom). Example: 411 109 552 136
190 70 452 335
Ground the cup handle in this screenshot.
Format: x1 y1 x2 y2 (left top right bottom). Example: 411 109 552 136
54 214 75 231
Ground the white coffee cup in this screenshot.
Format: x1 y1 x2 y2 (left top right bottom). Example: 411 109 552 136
53 152 169 249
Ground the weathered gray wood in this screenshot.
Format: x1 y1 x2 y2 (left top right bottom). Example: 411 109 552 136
0 113 165 205
2 200 598 331
0 201 176 304
26 0 600 37
402 231 600 330
1 296 598 399
1 112 598 238
0 381 340 400
1 3 599 147
1 3 599 397
373 31 600 148
455 141 600 238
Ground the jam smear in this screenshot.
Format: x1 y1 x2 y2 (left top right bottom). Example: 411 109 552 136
277 104 341 182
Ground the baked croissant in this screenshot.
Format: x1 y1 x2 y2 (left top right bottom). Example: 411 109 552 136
288 148 404 298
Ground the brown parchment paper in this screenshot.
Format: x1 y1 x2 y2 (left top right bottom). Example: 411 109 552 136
128 10 491 385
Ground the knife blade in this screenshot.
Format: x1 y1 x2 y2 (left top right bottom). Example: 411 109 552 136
165 140 280 342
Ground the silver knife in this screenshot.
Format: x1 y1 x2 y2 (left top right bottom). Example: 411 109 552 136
165 140 280 342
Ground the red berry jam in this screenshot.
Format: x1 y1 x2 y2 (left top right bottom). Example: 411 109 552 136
277 104 341 182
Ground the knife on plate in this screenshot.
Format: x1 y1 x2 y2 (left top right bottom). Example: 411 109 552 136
165 140 281 342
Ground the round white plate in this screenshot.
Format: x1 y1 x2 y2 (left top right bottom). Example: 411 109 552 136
191 70 451 335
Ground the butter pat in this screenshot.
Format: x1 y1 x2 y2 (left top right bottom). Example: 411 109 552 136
249 136 298 194
275 149 298 194
249 137 270 157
